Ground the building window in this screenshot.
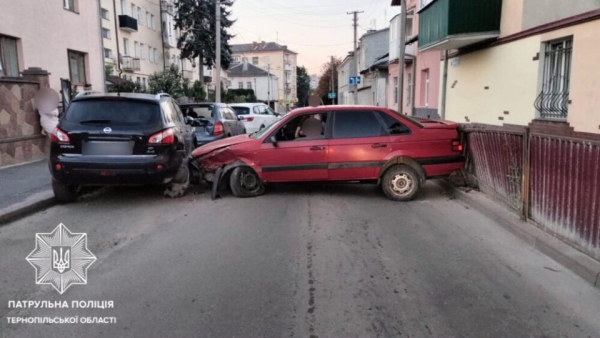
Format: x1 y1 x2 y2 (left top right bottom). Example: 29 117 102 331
148 46 153 62
0 36 19 77
134 41 139 57
68 50 86 84
232 56 240 63
252 57 259 65
137 7 142 24
123 38 129 55
120 0 127 14
153 48 157 63
64 0 77 12
101 28 110 39
534 38 573 119
407 73 412 106
393 77 398 104
146 11 151 27
142 77 146 89
150 14 155 29
101 8 110 20
247 82 252 90
238 82 243 89
103 48 112 59
406 11 415 37
140 43 145 60
131 4 136 18
421 69 429 106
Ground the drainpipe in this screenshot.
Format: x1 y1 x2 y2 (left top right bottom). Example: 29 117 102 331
159 1 167 71
112 0 122 77
440 50 449 120
409 54 416 116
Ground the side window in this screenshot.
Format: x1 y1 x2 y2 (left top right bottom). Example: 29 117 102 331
257 106 267 115
332 111 385 139
170 101 184 123
229 108 239 120
253 106 260 115
162 102 174 123
274 113 327 142
377 112 411 135
223 109 234 120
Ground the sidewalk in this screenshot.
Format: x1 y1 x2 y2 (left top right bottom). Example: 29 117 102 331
0 160 54 224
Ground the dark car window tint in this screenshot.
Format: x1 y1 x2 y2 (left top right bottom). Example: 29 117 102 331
378 112 411 135
65 100 161 126
232 107 250 115
171 101 184 123
183 106 215 119
333 111 384 139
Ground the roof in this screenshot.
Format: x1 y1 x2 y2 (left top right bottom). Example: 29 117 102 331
228 63 277 78
231 41 297 55
360 27 390 40
229 103 267 108
72 92 171 102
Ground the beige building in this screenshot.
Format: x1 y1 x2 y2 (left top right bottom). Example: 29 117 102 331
231 42 297 111
419 0 600 133
0 0 104 93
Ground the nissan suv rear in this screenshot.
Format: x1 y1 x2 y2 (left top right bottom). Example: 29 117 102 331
49 93 194 203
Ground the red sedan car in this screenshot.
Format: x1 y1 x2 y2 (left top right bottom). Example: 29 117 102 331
191 106 464 201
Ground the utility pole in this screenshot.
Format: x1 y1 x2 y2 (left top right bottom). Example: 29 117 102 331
347 10 363 105
215 0 222 103
397 0 407 113
267 64 271 107
112 0 122 77
330 56 336 105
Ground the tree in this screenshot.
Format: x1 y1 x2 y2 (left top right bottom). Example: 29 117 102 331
107 80 144 94
174 0 235 81
104 64 114 78
296 66 311 107
316 58 341 105
148 65 184 98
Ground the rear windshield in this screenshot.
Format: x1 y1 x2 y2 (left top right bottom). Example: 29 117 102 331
65 100 161 125
181 106 216 119
232 107 250 115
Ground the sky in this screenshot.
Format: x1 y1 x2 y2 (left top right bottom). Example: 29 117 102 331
229 0 397 75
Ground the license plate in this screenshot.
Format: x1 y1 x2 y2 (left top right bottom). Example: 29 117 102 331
82 141 133 156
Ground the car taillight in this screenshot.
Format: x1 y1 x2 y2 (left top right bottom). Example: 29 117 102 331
50 127 70 143
452 140 463 152
244 117 254 122
148 128 175 145
213 121 224 136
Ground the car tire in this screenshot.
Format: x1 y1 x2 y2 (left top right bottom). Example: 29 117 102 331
381 165 421 201
164 163 190 198
229 166 265 198
52 179 79 203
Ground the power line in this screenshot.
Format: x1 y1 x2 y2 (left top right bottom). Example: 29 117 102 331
237 2 351 28
235 26 353 47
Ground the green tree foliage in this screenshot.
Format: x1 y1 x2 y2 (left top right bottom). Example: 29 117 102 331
174 0 234 71
316 58 341 105
107 80 144 94
104 64 114 78
148 65 184 98
296 66 311 107
225 89 257 103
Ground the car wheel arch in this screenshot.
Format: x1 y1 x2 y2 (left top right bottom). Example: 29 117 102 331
379 156 426 186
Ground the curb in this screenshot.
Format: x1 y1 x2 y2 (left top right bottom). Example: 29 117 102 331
434 180 600 290
0 190 56 226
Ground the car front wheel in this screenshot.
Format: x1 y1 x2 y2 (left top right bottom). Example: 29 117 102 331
229 166 265 198
52 179 79 203
381 165 421 201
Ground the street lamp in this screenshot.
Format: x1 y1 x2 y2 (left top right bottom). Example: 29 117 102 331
216 0 234 103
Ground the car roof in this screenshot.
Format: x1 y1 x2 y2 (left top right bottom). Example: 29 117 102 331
229 103 265 108
71 92 171 103
179 102 227 107
291 105 388 114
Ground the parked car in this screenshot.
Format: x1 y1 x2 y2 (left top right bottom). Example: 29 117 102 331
49 93 194 202
179 103 246 147
191 106 464 201
230 103 280 133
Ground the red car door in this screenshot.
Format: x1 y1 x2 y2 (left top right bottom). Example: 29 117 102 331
328 110 391 180
256 113 329 182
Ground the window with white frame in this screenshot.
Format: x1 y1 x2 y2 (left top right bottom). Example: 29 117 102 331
103 48 112 59
421 69 430 106
134 41 139 58
131 4 136 18
101 8 110 20
146 11 151 27
101 28 110 39
407 73 412 106
64 0 77 12
148 46 153 62
534 37 573 119
153 48 157 63
150 14 155 29
252 57 259 65
238 82 243 89
406 11 415 37
123 38 129 55
0 36 19 77
120 0 127 14
393 77 398 104
140 43 145 60
137 7 142 24
247 82 252 90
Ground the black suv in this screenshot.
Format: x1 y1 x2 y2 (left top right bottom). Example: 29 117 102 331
49 93 194 202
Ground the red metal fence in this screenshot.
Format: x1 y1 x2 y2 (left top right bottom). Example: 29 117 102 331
461 121 600 260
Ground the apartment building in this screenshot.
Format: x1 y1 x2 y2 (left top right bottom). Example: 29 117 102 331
0 0 104 93
355 28 389 106
231 41 297 112
338 52 356 105
100 0 204 89
228 61 279 103
416 0 600 133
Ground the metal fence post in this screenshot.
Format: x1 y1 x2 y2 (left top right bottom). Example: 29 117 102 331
521 127 531 220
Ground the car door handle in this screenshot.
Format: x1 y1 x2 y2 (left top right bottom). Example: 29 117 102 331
371 143 387 148
310 146 326 151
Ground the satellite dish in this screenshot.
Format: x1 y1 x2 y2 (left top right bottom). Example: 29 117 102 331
308 94 322 108
34 87 60 114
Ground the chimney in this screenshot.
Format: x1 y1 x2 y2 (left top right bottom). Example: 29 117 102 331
242 57 249 72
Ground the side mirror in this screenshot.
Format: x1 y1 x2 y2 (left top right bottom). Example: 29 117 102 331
185 116 194 125
269 135 278 147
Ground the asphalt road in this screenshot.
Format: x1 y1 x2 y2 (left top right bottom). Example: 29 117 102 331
1 182 599 338
0 160 51 210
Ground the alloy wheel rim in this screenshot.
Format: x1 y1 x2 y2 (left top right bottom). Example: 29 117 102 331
390 173 413 196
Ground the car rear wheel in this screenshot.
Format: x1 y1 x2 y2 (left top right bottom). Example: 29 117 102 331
164 163 190 198
52 179 79 203
381 165 421 201
229 166 265 198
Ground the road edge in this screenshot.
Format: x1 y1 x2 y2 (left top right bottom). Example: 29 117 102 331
433 180 600 290
0 190 56 226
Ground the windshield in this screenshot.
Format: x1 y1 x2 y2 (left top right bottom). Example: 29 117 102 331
249 119 280 139
232 107 250 115
65 100 161 125
388 109 424 128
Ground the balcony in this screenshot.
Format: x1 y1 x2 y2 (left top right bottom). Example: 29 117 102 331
161 0 175 15
203 76 212 83
118 15 138 32
121 56 140 72
284 63 292 71
418 0 502 52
